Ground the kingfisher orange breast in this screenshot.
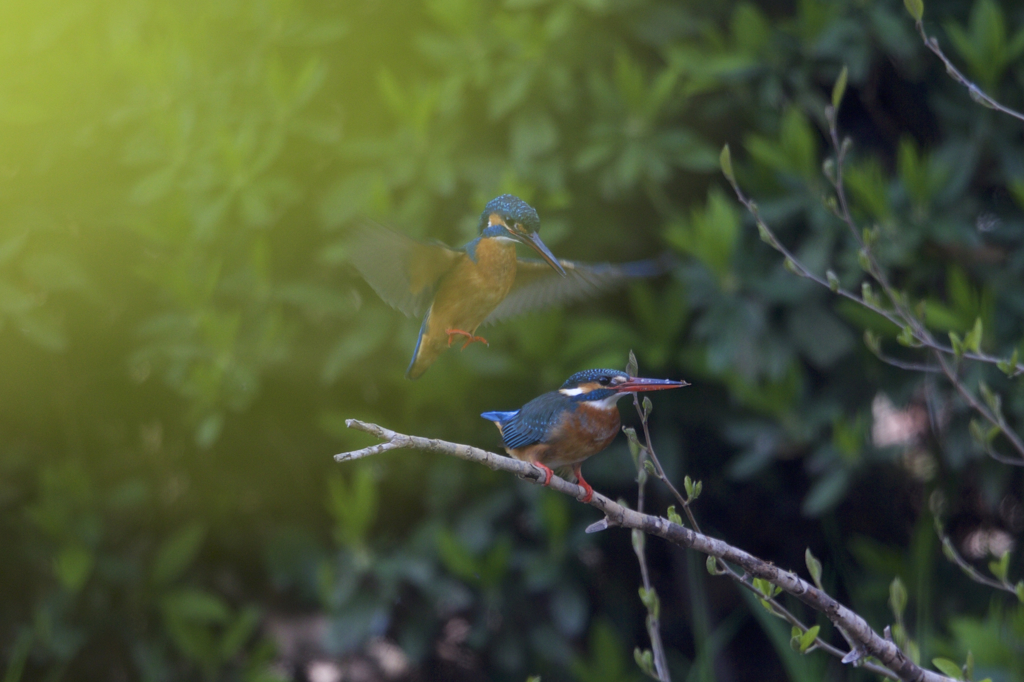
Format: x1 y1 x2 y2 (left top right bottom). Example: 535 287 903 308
405 238 519 378
512 403 622 470
428 238 518 333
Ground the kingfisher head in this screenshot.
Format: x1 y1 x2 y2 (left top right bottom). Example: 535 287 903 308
478 195 566 276
558 368 688 408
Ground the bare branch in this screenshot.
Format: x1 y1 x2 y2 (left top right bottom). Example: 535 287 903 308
337 419 955 682
914 21 1024 124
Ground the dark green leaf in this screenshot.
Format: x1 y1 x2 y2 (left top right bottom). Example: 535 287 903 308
932 658 962 679
152 523 206 586
831 66 848 110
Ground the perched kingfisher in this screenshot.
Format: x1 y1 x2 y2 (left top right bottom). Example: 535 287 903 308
481 369 688 502
349 195 672 379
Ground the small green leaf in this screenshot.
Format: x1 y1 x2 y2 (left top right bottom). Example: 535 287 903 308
862 282 879 308
436 529 480 583
950 332 965 360
904 0 924 22
624 427 641 466
152 523 206 585
968 419 988 447
864 330 882 355
757 223 774 245
997 348 1019 376
753 577 780 599
638 586 660 619
832 66 848 110
706 555 720 575
790 626 803 651
827 270 840 292
989 550 1010 583
964 318 983 353
720 144 735 182
784 257 800 275
626 350 638 378
978 381 1001 415
220 606 260 659
862 226 879 248
799 625 821 652
987 424 1001 443
932 658 962 679
632 528 646 554
897 325 918 347
822 158 836 183
328 468 379 548
634 647 654 676
666 505 682 525
161 588 231 623
642 396 653 417
54 545 94 593
889 577 908 618
527 676 542 682
805 548 823 589
1015 580 1024 603
857 249 871 272
684 475 701 501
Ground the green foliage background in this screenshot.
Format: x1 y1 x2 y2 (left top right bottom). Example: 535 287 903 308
2 0 1023 680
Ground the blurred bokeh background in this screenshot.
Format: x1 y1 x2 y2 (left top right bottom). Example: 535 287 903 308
2 0 1023 680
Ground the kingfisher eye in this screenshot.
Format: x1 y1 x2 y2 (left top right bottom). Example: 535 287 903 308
598 376 610 386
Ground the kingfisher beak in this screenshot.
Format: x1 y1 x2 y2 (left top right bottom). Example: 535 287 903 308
516 230 566 276
616 377 689 393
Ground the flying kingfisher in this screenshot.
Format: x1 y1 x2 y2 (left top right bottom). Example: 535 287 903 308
481 369 688 502
350 195 672 379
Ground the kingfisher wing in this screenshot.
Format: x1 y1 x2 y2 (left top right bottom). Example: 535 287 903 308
482 254 674 326
349 222 463 318
495 392 568 449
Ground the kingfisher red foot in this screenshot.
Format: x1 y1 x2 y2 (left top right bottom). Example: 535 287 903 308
481 369 689 503
445 328 489 350
532 462 554 487
349 195 676 379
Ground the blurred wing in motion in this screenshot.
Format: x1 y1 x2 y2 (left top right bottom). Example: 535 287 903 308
348 222 462 318
482 253 675 326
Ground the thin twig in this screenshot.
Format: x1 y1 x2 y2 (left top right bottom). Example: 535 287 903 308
932 352 1024 466
724 182 906 329
631 395 688 513
724 111 1024 465
873 353 943 373
823 107 1024 465
633 444 671 681
934 526 1019 595
337 419 953 682
914 20 1024 124
627 396 895 675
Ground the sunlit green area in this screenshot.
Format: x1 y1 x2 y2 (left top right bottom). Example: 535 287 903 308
2 0 1024 680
